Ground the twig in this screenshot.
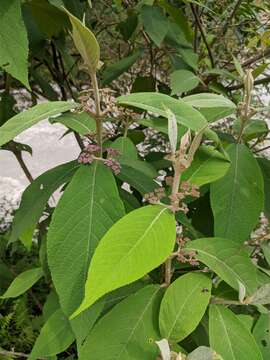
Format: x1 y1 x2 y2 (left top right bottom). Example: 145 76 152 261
227 75 270 91
254 144 270 154
0 349 45 359
190 4 215 67
222 0 243 36
13 151 33 183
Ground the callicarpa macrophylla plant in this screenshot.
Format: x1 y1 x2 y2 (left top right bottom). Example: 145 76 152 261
1 2 270 360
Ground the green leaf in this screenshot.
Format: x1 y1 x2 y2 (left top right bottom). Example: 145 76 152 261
117 161 158 194
185 238 260 295
70 299 104 348
170 69 200 95
29 309 75 360
1 267 43 299
72 204 176 317
261 242 270 266
10 161 79 242
141 5 168 46
237 314 254 331
101 50 143 86
110 137 158 194
103 280 146 313
182 93 236 122
210 144 264 243
157 0 193 42
0 0 29 88
119 188 141 213
110 136 138 160
50 111 96 135
80 286 162 359
257 158 270 218
0 101 76 147
249 284 270 305
181 145 231 186
26 0 69 38
159 273 211 342
233 119 269 141
32 69 58 101
48 162 125 316
209 305 263 360
117 12 138 41
0 92 16 127
253 314 270 359
63 7 100 75
117 92 208 131
140 117 186 140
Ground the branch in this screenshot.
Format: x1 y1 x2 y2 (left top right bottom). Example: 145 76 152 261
13 150 33 183
222 0 243 36
190 4 215 67
227 75 270 91
0 349 45 359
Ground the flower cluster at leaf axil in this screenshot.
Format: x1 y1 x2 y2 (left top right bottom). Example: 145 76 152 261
78 144 121 175
144 180 200 214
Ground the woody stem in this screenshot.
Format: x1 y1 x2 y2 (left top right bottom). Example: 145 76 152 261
164 163 182 286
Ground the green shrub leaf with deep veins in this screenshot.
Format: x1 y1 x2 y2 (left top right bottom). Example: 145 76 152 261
72 204 176 318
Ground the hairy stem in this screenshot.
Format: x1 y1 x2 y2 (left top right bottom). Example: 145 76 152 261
91 73 102 155
164 163 182 286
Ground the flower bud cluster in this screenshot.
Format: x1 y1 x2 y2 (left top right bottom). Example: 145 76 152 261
144 187 166 204
78 144 100 165
103 158 121 175
177 249 199 266
168 181 200 213
78 144 121 175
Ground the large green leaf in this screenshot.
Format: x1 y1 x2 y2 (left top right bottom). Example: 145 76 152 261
257 157 270 218
63 8 99 75
117 161 158 194
185 238 260 295
140 117 186 140
157 0 193 41
159 273 211 342
111 136 158 194
0 0 29 88
170 69 200 95
72 204 176 317
48 162 124 316
117 92 207 131
0 101 76 147
26 0 69 38
253 314 270 359
209 305 263 360
110 136 138 160
50 111 96 135
233 119 269 141
1 267 43 299
210 144 264 243
29 309 75 360
183 93 236 122
181 145 230 186
141 5 168 46
10 161 79 242
70 299 104 349
101 50 143 86
80 285 162 359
